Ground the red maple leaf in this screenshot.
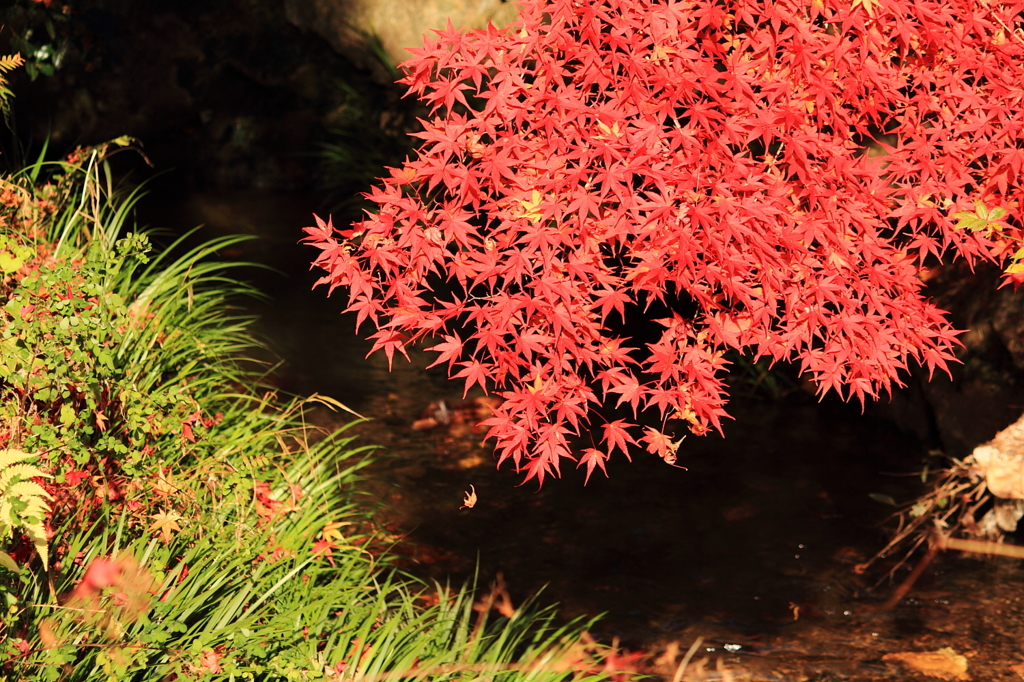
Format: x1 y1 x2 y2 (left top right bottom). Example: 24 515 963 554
312 539 338 567
578 448 609 484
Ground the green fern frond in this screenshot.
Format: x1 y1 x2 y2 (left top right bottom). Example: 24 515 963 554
0 448 52 570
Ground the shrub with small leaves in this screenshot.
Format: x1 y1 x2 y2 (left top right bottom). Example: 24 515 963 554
0 231 203 479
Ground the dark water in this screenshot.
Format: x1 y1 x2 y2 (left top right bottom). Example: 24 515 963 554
143 189 1024 681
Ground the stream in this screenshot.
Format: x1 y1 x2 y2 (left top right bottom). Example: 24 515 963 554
142 188 1024 682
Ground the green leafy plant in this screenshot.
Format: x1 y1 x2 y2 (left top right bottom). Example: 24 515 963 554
0 132 620 681
950 201 1024 273
0 142 264 508
318 36 421 220
2 2 69 82
0 236 32 275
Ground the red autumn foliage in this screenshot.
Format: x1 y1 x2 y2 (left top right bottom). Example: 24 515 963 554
305 0 1024 485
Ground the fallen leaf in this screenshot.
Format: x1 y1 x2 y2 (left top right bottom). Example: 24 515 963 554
253 480 283 521
151 470 176 497
72 557 123 598
460 485 477 509
312 539 338 566
200 649 222 674
883 647 969 680
321 521 351 543
149 511 182 543
457 454 485 468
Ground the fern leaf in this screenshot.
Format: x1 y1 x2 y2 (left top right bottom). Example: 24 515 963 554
0 462 50 490
0 53 24 130
0 54 24 75
0 448 39 468
7 480 52 513
0 449 52 569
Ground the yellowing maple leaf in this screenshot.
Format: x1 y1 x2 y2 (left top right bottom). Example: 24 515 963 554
649 44 678 64
150 470 176 497
516 190 544 223
594 120 621 139
149 511 182 543
851 0 876 16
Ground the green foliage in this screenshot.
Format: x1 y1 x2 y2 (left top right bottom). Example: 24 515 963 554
0 235 32 274
951 200 1008 234
318 69 419 218
0 230 194 474
6 415 605 681
0 141 616 681
0 148 261 487
950 200 1024 274
2 2 69 82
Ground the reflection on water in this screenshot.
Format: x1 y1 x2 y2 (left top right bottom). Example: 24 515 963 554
145 189 1024 681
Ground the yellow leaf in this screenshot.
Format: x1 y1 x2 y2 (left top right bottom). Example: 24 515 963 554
851 0 875 16
649 44 678 64
149 511 182 543
321 521 351 543
516 190 544 223
109 135 138 148
460 485 478 509
150 471 176 497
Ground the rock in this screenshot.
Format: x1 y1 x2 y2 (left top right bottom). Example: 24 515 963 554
969 412 1024 499
283 0 519 80
882 647 969 680
921 264 1024 457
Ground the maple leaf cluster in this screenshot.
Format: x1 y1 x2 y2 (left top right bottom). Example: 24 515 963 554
305 0 1024 485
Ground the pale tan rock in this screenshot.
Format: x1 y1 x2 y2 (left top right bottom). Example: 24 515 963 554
882 647 969 680
969 412 1024 499
285 0 519 80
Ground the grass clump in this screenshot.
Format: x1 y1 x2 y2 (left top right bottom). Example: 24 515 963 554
0 103 617 682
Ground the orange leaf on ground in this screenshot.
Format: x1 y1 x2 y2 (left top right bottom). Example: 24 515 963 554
149 511 182 543
882 647 969 680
